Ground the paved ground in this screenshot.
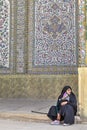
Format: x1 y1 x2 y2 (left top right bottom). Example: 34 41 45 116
0 119 87 130
0 98 85 124
0 98 56 122
0 98 56 114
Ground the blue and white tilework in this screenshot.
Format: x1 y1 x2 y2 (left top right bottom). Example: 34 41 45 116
0 0 10 68
34 0 78 66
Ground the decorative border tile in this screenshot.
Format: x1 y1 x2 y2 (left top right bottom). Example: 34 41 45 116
78 0 86 66
0 0 10 68
0 0 14 73
85 0 87 64
16 0 26 73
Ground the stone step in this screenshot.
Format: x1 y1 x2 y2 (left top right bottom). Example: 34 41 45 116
0 112 82 124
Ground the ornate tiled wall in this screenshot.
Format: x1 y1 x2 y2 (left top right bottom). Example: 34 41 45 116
0 0 10 68
0 0 15 73
0 0 86 74
0 0 28 74
0 0 86 98
28 0 87 74
34 1 77 66
28 0 78 74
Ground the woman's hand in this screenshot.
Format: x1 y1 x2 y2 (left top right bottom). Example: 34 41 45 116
61 101 68 106
57 113 61 120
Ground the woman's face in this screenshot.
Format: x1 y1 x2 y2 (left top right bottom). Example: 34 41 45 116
66 88 72 95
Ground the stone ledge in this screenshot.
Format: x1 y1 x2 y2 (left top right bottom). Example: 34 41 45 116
0 112 83 124
0 113 50 122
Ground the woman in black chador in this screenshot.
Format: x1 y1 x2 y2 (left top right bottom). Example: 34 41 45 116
47 86 77 125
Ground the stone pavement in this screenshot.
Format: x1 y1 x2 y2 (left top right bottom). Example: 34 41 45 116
0 98 56 122
0 119 87 130
0 98 85 124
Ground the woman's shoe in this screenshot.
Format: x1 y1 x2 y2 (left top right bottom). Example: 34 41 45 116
63 123 70 126
51 120 60 125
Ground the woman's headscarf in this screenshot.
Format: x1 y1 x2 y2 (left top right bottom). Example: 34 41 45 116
60 86 72 96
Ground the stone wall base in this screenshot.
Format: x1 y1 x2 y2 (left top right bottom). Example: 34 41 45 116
0 74 78 99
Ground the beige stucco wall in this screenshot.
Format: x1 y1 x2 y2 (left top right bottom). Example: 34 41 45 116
78 67 87 118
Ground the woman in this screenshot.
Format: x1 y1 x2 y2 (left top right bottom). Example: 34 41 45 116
47 86 77 125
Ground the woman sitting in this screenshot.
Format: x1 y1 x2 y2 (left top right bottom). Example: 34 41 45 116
47 86 77 125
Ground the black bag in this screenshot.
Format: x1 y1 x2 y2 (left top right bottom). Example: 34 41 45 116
47 105 57 121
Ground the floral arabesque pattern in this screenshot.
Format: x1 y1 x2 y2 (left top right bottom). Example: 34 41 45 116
0 0 10 68
34 0 77 66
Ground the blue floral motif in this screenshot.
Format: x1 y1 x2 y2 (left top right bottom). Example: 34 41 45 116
0 0 10 68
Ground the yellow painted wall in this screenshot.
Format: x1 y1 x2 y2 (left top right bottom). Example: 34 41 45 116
78 67 87 118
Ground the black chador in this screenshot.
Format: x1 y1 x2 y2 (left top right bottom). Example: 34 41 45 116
47 86 77 125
